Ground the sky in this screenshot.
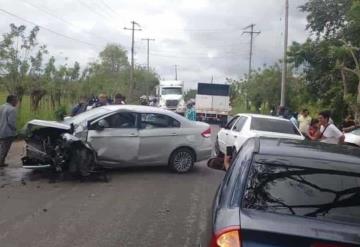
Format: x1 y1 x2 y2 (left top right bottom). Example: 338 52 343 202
0 0 309 89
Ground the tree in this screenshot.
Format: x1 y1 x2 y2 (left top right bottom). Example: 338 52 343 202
184 89 197 101
0 24 44 101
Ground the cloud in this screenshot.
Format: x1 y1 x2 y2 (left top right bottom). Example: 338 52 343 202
0 0 309 89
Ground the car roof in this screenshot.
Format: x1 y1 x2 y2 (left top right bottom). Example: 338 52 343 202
100 105 175 114
257 137 360 165
97 105 190 123
235 113 290 121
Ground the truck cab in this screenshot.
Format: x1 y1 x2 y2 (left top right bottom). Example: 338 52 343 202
156 80 186 114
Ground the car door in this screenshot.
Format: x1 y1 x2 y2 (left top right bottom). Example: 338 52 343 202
228 116 248 151
138 113 182 165
217 116 239 153
87 111 140 165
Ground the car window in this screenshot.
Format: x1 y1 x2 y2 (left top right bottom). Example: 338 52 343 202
225 116 239 130
242 157 360 224
63 107 112 125
219 139 255 207
250 117 300 135
141 113 180 129
103 112 137 128
232 116 247 132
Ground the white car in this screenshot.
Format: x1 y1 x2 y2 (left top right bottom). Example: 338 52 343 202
215 113 305 154
345 128 360 146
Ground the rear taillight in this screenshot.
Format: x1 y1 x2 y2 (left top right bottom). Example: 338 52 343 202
210 227 241 247
201 127 211 138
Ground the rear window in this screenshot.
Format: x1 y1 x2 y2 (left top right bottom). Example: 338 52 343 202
250 117 300 135
242 159 360 224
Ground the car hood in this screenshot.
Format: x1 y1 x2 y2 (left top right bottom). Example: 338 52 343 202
251 130 304 140
25 120 71 131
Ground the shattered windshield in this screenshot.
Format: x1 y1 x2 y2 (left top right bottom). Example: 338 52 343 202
242 157 360 224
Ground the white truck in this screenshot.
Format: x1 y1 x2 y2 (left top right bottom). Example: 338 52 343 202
195 82 231 126
156 80 186 114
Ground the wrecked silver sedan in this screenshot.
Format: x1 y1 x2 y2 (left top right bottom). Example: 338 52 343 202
22 105 212 175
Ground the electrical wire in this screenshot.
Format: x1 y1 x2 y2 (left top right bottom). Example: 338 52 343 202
0 8 100 48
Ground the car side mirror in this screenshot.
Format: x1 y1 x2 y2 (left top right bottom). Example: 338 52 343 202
207 157 226 171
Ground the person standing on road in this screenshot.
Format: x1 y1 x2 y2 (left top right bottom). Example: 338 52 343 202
114 94 126 105
307 111 344 144
185 102 196 121
298 109 312 134
0 95 18 167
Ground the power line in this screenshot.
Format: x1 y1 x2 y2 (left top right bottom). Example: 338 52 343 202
22 1 112 44
0 8 99 48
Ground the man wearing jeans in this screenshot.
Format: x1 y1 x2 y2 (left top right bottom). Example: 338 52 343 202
0 95 18 167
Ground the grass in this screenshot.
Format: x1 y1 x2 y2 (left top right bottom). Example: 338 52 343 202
0 92 73 130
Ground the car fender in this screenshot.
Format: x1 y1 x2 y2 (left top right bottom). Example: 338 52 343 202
61 133 98 160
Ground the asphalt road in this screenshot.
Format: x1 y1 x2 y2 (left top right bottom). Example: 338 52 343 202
0 125 224 247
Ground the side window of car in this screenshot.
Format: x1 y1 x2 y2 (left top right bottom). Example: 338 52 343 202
103 112 137 128
232 116 247 132
219 139 255 207
225 116 239 130
141 113 180 129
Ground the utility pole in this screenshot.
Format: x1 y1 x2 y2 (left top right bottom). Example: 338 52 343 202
242 24 261 79
174 64 178 80
141 38 155 72
124 21 142 100
280 0 289 107
142 38 155 96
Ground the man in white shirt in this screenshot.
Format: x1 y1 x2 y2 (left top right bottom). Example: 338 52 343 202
298 109 312 134
312 111 344 144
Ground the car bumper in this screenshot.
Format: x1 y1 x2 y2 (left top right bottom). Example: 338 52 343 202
196 140 212 161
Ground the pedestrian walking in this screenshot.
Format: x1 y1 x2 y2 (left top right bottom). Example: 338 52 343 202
298 109 312 134
0 95 18 167
185 102 196 121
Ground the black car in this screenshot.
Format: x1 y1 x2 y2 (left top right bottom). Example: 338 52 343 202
205 138 360 247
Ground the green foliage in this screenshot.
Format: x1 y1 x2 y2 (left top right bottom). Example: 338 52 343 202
184 89 197 101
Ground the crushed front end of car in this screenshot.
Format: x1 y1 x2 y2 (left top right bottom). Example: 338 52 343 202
22 120 97 177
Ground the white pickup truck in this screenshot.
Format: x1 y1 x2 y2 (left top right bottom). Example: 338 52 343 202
195 83 230 126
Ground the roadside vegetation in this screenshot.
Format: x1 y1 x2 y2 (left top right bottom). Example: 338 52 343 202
229 0 360 124
0 24 159 129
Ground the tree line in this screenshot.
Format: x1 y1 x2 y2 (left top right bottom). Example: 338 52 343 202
229 0 360 124
0 23 159 113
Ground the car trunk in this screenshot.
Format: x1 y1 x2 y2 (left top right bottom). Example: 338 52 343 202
240 209 360 247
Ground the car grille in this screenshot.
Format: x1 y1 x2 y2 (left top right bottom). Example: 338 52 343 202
166 100 179 107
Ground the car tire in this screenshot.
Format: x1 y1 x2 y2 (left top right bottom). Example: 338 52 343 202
169 148 195 173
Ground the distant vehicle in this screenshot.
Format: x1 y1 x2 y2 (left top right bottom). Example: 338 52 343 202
205 137 360 247
195 83 230 126
345 128 360 146
156 80 186 114
216 113 304 155
22 105 212 174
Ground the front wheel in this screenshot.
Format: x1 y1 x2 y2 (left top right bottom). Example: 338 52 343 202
169 148 195 173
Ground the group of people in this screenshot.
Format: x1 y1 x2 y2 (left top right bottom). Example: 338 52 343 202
292 109 350 145
71 93 126 117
